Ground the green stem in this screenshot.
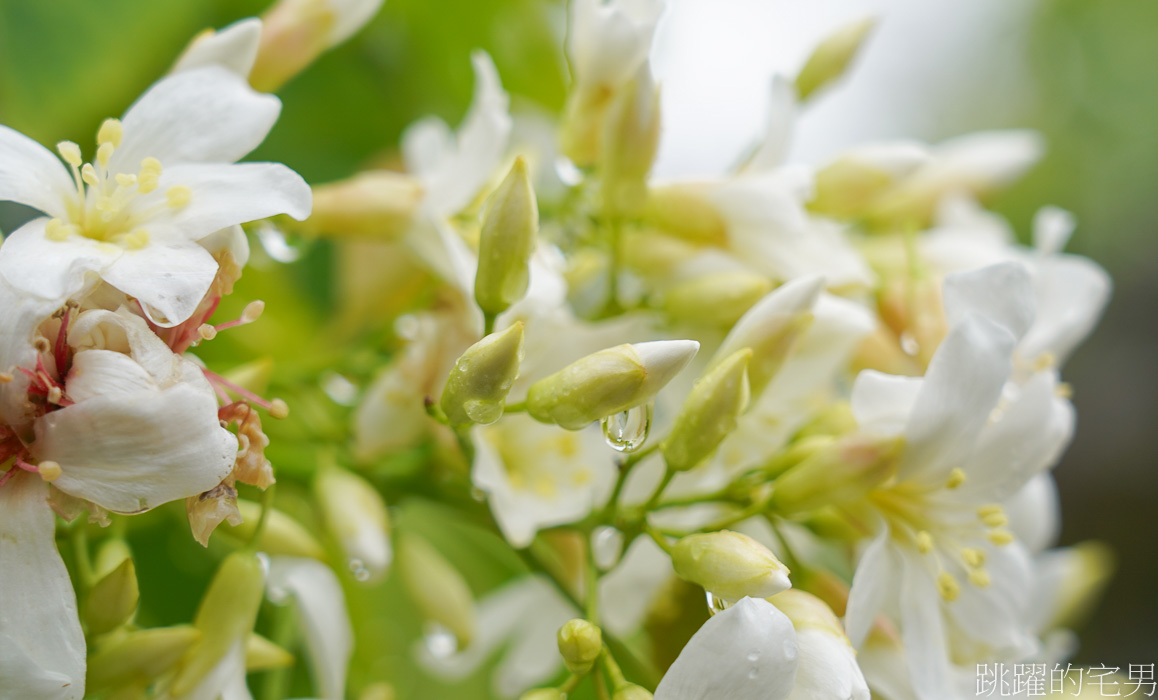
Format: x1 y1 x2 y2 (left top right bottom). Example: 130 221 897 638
643 523 674 554
245 484 276 554
642 466 676 512
765 515 803 574
261 603 298 700
504 400 527 413
560 674 583 694
585 542 600 624
483 311 497 336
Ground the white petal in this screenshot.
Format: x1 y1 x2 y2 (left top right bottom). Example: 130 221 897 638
0 277 59 426
568 0 663 88
0 218 119 306
35 381 237 513
0 126 74 218
1004 474 1061 554
68 307 184 384
850 371 922 438
901 316 1014 484
715 275 823 367
1032 205 1075 256
401 117 454 181
492 580 577 698
157 161 312 234
171 18 263 77
857 639 919 700
1020 254 1111 366
266 558 353 700
845 529 895 649
944 543 1035 657
0 473 85 700
655 597 798 700
100 238 221 327
634 339 699 399
933 130 1045 187
598 537 674 635
743 75 797 173
157 639 250 700
65 349 157 402
942 262 1035 343
328 0 385 45
897 552 953 700
785 628 870 700
110 66 281 171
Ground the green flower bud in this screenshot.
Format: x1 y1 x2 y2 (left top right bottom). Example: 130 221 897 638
476 158 538 316
520 690 566 700
93 538 132 579
557 618 603 675
527 340 699 430
712 276 822 399
613 683 654 700
301 171 423 240
795 17 876 101
772 435 903 515
170 552 265 696
87 626 201 694
398 533 476 649
228 499 327 559
767 589 848 640
671 531 791 602
85 557 139 636
602 67 661 216
644 184 728 246
317 465 392 581
663 273 773 327
245 632 295 672
440 322 525 425
661 349 752 472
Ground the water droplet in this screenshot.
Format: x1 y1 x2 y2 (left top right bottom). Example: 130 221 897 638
470 487 487 502
705 591 732 616
783 639 797 660
746 651 760 663
423 621 459 659
601 402 652 453
748 668 759 679
899 331 919 356
394 314 420 341
348 558 371 582
322 372 358 406
255 222 302 263
555 157 583 186
464 399 502 425
591 526 624 571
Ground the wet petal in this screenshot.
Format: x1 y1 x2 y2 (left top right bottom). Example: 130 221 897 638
0 125 74 218
850 371 922 438
785 627 870 700
267 557 353 700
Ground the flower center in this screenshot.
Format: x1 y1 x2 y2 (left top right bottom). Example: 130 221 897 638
44 119 191 248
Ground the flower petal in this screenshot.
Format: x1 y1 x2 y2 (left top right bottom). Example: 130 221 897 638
850 371 922 439
743 74 797 174
156 161 312 236
785 627 870 700
267 557 353 700
0 277 59 426
901 315 1014 485
1004 474 1061 555
0 218 118 306
942 262 1035 343
110 66 281 170
0 472 86 700
100 238 221 327
599 536 674 635
34 381 237 513
171 18 263 77
68 308 184 385
845 528 895 649
944 542 1035 658
492 580 577 698
0 125 74 218
655 597 798 700
65 349 157 402
1020 254 1111 366
897 551 953 700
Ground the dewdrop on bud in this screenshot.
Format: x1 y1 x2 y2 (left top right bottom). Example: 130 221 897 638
557 618 603 674
170 552 264 696
671 531 791 602
613 684 654 700
663 273 772 327
712 275 823 399
475 158 538 316
601 66 661 216
316 465 392 581
398 533 476 649
251 0 385 91
302 171 424 239
771 434 903 515
795 17 876 101
661 349 752 472
440 322 525 426
526 340 699 430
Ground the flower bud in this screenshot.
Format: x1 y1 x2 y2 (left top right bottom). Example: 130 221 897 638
663 273 772 328
671 531 791 602
795 17 876 101
644 184 728 246
601 67 661 216
613 683 654 700
228 499 327 559
301 171 423 239
772 434 903 515
397 533 476 649
87 626 201 694
557 618 603 675
85 556 140 636
440 323 525 425
316 465 392 581
245 633 295 671
527 340 699 430
661 349 752 472
476 158 539 316
170 552 265 695
712 275 822 398
520 690 566 700
251 0 385 91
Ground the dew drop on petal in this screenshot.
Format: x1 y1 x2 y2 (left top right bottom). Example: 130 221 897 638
255 222 303 263
601 402 652 453
555 157 583 186
705 591 732 616
899 331 919 356
348 558 371 582
423 621 458 659
783 639 797 661
591 525 624 571
322 372 359 406
464 399 503 425
470 486 487 502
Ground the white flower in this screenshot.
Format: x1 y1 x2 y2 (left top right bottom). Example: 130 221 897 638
567 0 663 94
0 65 311 326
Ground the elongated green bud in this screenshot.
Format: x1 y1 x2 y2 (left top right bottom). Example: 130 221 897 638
87 626 201 694
527 340 699 430
86 557 140 636
602 67 661 216
662 349 752 472
613 684 654 700
520 690 566 700
397 533 476 648
440 322 525 425
476 158 538 316
316 465 392 581
644 184 728 246
229 499 327 559
170 552 265 696
712 275 822 398
664 273 772 327
772 435 903 515
302 171 423 239
671 531 791 602
795 17 876 101
245 633 295 671
94 538 133 579
557 618 602 675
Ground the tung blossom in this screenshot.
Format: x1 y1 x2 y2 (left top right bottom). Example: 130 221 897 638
0 64 310 326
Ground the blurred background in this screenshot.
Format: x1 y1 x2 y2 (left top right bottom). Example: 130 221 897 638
1 0 1154 694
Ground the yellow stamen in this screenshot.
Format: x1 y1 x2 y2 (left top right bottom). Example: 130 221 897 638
915 530 934 553
97 118 123 148
977 504 1003 518
57 141 82 167
97 142 114 167
982 512 1008 528
987 530 1014 546
81 163 99 187
166 185 192 208
115 173 137 187
1033 351 1057 372
138 157 162 194
269 399 290 420
123 229 150 250
945 468 966 489
45 219 70 241
38 461 62 483
198 324 218 341
241 300 265 323
1056 382 1073 399
968 568 991 587
962 548 985 568
936 571 960 602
